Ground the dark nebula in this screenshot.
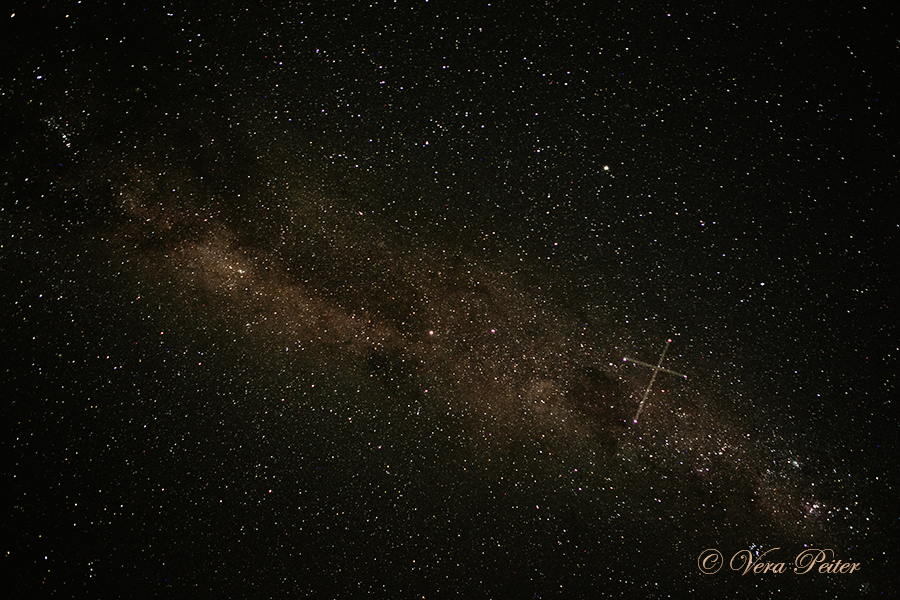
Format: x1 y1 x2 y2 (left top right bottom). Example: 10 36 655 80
3 1 895 597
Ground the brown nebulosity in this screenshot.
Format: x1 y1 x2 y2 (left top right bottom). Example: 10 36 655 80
92 144 845 547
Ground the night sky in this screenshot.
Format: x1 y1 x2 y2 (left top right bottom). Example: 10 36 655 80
3 1 897 597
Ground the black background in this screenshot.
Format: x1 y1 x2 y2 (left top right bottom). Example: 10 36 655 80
2 1 896 597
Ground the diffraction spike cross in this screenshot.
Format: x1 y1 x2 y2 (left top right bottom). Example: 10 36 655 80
624 338 687 424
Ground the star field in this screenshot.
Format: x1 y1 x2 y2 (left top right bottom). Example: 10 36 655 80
2 1 896 597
